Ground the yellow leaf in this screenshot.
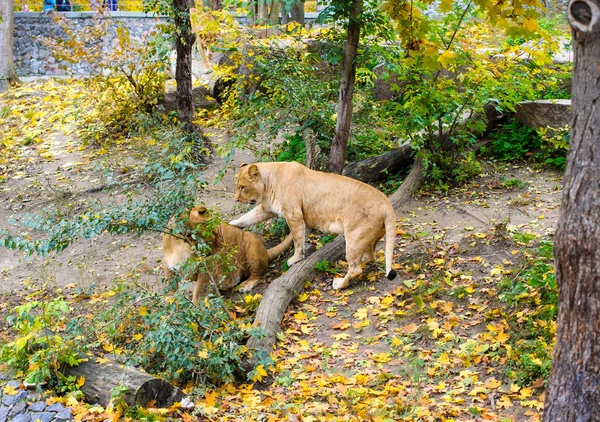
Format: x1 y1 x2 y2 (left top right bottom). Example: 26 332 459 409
520 387 533 399
204 390 217 407
333 333 351 341
523 17 540 32
139 306 148 317
392 337 403 347
485 378 502 389
495 331 510 344
3 386 18 395
437 352 450 366
198 349 209 359
437 50 456 69
440 0 453 12
354 307 369 320
133 334 143 341
95 357 111 364
251 365 268 382
490 267 503 276
76 376 85 387
297 293 308 302
66 395 79 407
373 353 391 363
294 311 308 321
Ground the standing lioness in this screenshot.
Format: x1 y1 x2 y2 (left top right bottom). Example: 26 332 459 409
230 162 398 289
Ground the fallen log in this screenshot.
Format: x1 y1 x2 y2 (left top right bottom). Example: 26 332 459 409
342 142 413 183
64 359 183 408
246 160 424 355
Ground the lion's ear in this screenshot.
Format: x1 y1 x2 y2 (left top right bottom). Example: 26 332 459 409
196 206 208 214
248 164 259 179
240 163 249 168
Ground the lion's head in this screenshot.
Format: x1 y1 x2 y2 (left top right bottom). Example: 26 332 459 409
234 163 263 205
186 206 209 229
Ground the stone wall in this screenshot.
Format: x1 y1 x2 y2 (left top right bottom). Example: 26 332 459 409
13 12 166 76
13 11 320 77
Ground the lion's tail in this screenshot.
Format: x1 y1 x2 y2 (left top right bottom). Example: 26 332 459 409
384 207 397 280
267 233 294 261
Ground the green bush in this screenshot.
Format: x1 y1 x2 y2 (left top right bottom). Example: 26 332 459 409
486 120 542 161
83 290 271 386
0 298 83 391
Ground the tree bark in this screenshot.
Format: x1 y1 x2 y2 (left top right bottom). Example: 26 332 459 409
65 359 183 408
268 0 282 25
246 160 424 355
543 0 600 420
173 0 196 123
289 0 304 24
342 142 413 183
326 0 363 174
0 0 20 93
211 0 222 10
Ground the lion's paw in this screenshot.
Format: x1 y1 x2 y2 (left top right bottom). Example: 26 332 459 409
287 256 302 267
332 278 347 290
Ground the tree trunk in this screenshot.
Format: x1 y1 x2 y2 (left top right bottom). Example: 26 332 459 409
303 127 320 170
257 0 269 24
269 0 281 25
246 160 424 355
0 0 20 93
543 1 600 420
211 0 222 10
289 0 304 24
326 0 363 174
173 0 196 123
64 359 183 408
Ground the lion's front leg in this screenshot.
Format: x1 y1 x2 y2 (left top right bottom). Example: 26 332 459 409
230 206 276 228
286 212 306 267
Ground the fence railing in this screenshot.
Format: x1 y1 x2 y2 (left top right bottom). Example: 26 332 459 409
16 0 319 13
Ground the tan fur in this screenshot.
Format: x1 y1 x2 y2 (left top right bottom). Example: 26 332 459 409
162 206 292 305
230 162 398 290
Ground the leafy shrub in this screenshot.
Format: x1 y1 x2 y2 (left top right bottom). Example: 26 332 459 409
0 298 83 391
486 120 542 161
45 12 170 144
82 290 271 386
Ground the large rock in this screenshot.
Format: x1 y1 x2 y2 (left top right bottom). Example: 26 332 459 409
515 100 571 132
159 84 218 113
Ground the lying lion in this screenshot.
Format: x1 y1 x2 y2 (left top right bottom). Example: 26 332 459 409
163 206 292 304
230 162 398 290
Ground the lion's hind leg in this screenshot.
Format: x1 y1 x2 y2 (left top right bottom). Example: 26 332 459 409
332 233 371 290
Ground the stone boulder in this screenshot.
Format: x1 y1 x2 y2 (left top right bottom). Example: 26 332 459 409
515 99 571 132
158 83 217 114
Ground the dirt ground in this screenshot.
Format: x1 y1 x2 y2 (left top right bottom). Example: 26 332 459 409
0 80 562 420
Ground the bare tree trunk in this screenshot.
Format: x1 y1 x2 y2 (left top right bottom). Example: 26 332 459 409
543 1 600 420
268 0 281 25
289 0 304 24
303 127 320 170
0 0 20 93
173 0 196 123
326 0 362 174
257 0 269 24
211 0 222 10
